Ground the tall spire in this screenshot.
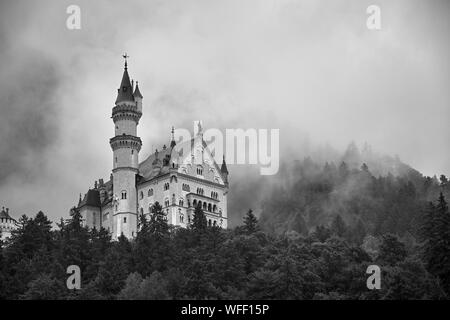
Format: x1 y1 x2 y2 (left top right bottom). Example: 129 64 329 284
115 54 134 104
170 126 176 148
221 155 228 174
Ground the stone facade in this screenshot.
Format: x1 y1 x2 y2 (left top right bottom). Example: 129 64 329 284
76 61 229 240
0 207 17 241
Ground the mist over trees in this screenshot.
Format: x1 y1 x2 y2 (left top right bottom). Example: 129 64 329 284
258 142 448 237
1 143 449 299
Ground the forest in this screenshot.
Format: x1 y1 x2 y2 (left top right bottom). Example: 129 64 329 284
0 156 450 300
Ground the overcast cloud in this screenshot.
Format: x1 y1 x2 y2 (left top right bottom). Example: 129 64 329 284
0 0 449 224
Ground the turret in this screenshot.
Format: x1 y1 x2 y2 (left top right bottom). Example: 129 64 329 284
109 55 142 240
221 155 229 185
133 81 143 113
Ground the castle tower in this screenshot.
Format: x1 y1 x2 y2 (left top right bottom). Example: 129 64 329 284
109 56 143 239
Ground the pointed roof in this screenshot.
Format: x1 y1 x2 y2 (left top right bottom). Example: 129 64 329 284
115 61 135 104
221 155 229 174
170 126 176 148
78 189 101 208
133 81 143 99
0 207 13 220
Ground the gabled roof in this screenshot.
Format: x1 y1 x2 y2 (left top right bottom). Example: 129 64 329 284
137 135 226 184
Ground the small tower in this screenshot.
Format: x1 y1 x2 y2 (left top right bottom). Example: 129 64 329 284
170 126 176 148
221 155 229 186
110 55 143 240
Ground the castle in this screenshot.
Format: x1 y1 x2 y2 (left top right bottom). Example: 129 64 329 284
0 207 17 241
76 58 229 240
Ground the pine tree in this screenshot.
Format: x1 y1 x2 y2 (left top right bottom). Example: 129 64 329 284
331 215 347 238
192 204 207 232
148 202 169 239
243 209 259 234
351 219 366 245
432 193 450 294
378 234 407 265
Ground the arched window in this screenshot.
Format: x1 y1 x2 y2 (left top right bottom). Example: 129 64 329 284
140 191 144 200
148 188 153 197
179 209 184 223
196 166 203 175
208 219 212 227
121 190 127 200
179 199 184 207
193 199 197 207
208 203 212 212
164 182 170 191
203 202 207 210
164 199 170 207
213 204 217 212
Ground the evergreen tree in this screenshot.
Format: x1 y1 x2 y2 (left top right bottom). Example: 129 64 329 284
377 234 407 265
243 209 259 234
192 205 207 232
331 215 347 238
424 193 450 294
148 202 169 239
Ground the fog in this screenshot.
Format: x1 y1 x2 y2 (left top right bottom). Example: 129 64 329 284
0 0 449 225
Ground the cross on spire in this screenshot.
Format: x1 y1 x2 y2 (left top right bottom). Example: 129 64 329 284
122 53 130 69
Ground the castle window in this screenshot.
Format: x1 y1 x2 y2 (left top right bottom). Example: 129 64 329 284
121 191 127 199
164 182 170 191
182 183 190 192
208 219 212 227
140 191 144 199
196 166 203 175
213 220 217 226
213 205 217 212
123 217 127 223
164 199 170 207
179 199 184 207
203 202 207 210
208 203 212 212
148 188 153 197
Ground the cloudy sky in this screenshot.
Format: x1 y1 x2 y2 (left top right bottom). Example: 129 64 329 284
0 0 449 224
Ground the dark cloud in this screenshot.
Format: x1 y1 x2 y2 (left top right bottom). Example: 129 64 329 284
0 51 60 184
0 0 448 225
